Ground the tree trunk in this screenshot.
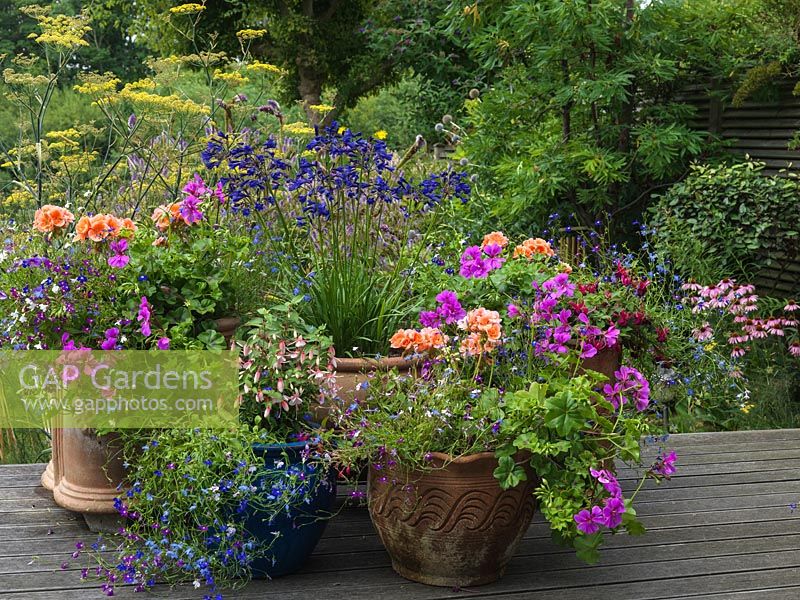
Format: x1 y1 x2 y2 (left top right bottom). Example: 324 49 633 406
297 63 324 125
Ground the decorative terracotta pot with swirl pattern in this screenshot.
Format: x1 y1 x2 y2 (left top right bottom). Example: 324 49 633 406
367 452 537 587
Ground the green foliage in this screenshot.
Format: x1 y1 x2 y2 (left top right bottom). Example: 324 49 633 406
649 160 800 286
237 300 336 434
343 74 433 150
443 0 784 233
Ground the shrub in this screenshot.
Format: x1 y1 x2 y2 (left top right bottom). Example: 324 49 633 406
649 160 800 290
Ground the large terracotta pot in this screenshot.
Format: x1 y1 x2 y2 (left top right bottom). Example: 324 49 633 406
214 316 241 346
368 452 537 587
333 356 418 402
52 429 126 514
580 344 622 382
313 356 418 424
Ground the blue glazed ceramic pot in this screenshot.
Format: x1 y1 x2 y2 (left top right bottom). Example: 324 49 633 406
244 441 337 578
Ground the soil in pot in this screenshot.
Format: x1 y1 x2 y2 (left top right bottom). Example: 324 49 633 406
368 452 537 587
242 441 337 578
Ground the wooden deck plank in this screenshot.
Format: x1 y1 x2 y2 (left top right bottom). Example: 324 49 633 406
1 429 800 599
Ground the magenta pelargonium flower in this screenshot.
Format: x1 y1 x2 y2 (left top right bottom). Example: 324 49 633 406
419 310 440 328
459 246 489 278
573 467 627 534
482 243 505 270
435 290 465 324
179 196 204 224
107 238 130 269
101 327 120 350
590 468 622 497
574 506 604 534
542 272 576 298
651 450 678 477
182 173 211 198
603 365 650 411
137 296 152 337
156 337 170 350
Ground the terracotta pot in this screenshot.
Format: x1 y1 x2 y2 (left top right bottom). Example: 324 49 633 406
579 345 622 382
52 429 126 514
368 452 537 587
41 426 63 491
313 356 418 424
214 316 241 346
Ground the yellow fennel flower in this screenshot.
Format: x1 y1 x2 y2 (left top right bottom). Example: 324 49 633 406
169 4 205 15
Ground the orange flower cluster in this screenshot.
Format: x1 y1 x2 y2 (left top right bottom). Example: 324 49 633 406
389 327 447 354
151 202 198 231
460 307 502 356
512 237 554 259
33 205 75 233
151 203 185 231
481 231 509 249
75 214 136 242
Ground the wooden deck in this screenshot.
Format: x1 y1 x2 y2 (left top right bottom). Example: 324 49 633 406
2 429 800 599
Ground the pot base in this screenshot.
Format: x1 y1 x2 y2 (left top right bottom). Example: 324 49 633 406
41 460 55 491
390 559 506 587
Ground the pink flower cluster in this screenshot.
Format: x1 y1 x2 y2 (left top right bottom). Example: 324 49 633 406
573 469 626 534
603 365 650 411
531 273 619 358
459 244 504 279
683 279 800 359
419 290 466 328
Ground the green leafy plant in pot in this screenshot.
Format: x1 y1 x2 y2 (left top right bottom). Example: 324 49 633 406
331 265 677 586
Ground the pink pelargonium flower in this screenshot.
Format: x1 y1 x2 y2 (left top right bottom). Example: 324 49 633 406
507 303 520 318
580 341 598 359
182 173 211 197
434 290 465 324
179 196 203 224
482 243 505 270
156 337 170 350
590 467 622 497
651 450 678 477
459 246 489 279
137 296 152 337
101 327 119 350
574 506 605 535
541 272 576 299
602 496 625 529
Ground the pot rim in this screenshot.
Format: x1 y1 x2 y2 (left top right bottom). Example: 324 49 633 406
425 451 498 465
333 355 419 372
